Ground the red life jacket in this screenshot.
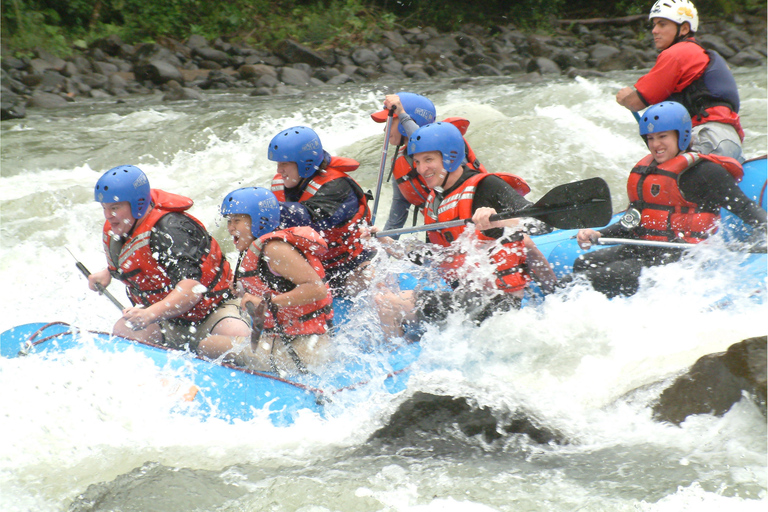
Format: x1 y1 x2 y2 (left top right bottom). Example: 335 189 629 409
627 152 744 243
238 226 333 336
102 189 232 323
394 117 489 207
423 172 531 293
271 156 370 270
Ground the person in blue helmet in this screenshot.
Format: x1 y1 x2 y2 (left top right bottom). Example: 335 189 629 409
267 126 374 297
219 187 335 373
89 165 251 357
370 92 436 235
373 122 558 338
571 101 765 298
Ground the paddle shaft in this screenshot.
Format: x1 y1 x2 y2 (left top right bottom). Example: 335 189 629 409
72 258 126 311
597 237 691 250
375 208 552 238
370 106 396 225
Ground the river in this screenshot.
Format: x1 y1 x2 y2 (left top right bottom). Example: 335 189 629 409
1 68 766 511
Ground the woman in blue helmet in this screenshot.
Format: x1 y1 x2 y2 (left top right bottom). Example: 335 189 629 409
374 122 558 338
267 126 374 297
573 101 765 298
220 187 334 373
89 165 251 356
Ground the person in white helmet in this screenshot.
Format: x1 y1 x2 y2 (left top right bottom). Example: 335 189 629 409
615 0 744 162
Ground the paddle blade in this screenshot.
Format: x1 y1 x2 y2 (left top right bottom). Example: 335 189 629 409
527 177 613 229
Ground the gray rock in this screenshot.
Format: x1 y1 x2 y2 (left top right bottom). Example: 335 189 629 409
26 91 69 108
1 87 26 119
162 80 204 101
312 67 340 82
652 336 767 424
292 62 313 75
471 63 502 76
92 61 119 76
249 87 273 96
193 46 231 66
326 73 353 85
729 48 766 67
379 57 405 76
527 57 561 75
238 64 277 80
351 48 380 66
134 60 183 85
186 35 209 49
278 67 311 86
276 39 330 67
463 52 497 67
255 74 280 88
697 34 737 59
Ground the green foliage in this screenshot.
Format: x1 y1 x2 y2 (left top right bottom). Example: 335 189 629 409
1 0 763 58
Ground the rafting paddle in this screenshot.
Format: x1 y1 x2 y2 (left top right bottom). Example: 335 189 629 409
370 106 397 225
66 248 126 311
375 177 613 238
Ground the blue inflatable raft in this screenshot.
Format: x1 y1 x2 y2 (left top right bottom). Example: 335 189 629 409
2 157 764 425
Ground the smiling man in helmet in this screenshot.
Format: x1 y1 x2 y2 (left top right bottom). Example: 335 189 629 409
90 165 251 355
373 122 558 338
616 0 744 162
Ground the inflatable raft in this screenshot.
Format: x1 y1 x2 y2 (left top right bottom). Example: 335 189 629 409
2 158 764 425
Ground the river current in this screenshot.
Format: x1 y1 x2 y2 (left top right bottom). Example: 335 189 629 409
1 68 766 511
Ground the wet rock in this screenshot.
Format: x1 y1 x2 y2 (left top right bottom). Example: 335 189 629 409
134 59 184 85
26 91 69 108
369 392 565 445
652 336 767 424
162 80 204 101
729 48 766 67
278 66 311 86
527 56 561 75
276 39 330 67
697 34 738 59
1 87 26 119
3 14 766 117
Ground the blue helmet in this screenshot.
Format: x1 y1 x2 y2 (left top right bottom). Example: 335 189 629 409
639 101 692 152
220 187 280 239
371 92 437 137
407 122 465 173
268 126 326 178
94 165 151 219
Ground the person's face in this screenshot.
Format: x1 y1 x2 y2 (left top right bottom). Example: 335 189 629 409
651 18 682 51
276 161 301 188
227 214 254 252
646 130 680 164
102 201 136 237
387 118 402 146
413 150 447 190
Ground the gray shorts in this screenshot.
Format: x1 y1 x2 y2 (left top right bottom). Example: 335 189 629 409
159 299 248 352
691 122 744 162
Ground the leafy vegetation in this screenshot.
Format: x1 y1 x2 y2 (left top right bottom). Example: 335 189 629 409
1 0 764 58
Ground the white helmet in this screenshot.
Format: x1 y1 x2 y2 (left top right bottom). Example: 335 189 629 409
649 0 699 32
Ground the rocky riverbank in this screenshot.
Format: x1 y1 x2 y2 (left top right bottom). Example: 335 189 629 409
2 12 766 120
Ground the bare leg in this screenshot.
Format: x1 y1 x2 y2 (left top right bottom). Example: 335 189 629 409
112 318 163 343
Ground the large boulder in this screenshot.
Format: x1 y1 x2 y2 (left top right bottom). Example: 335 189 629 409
275 39 330 67
652 336 767 424
369 392 565 445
